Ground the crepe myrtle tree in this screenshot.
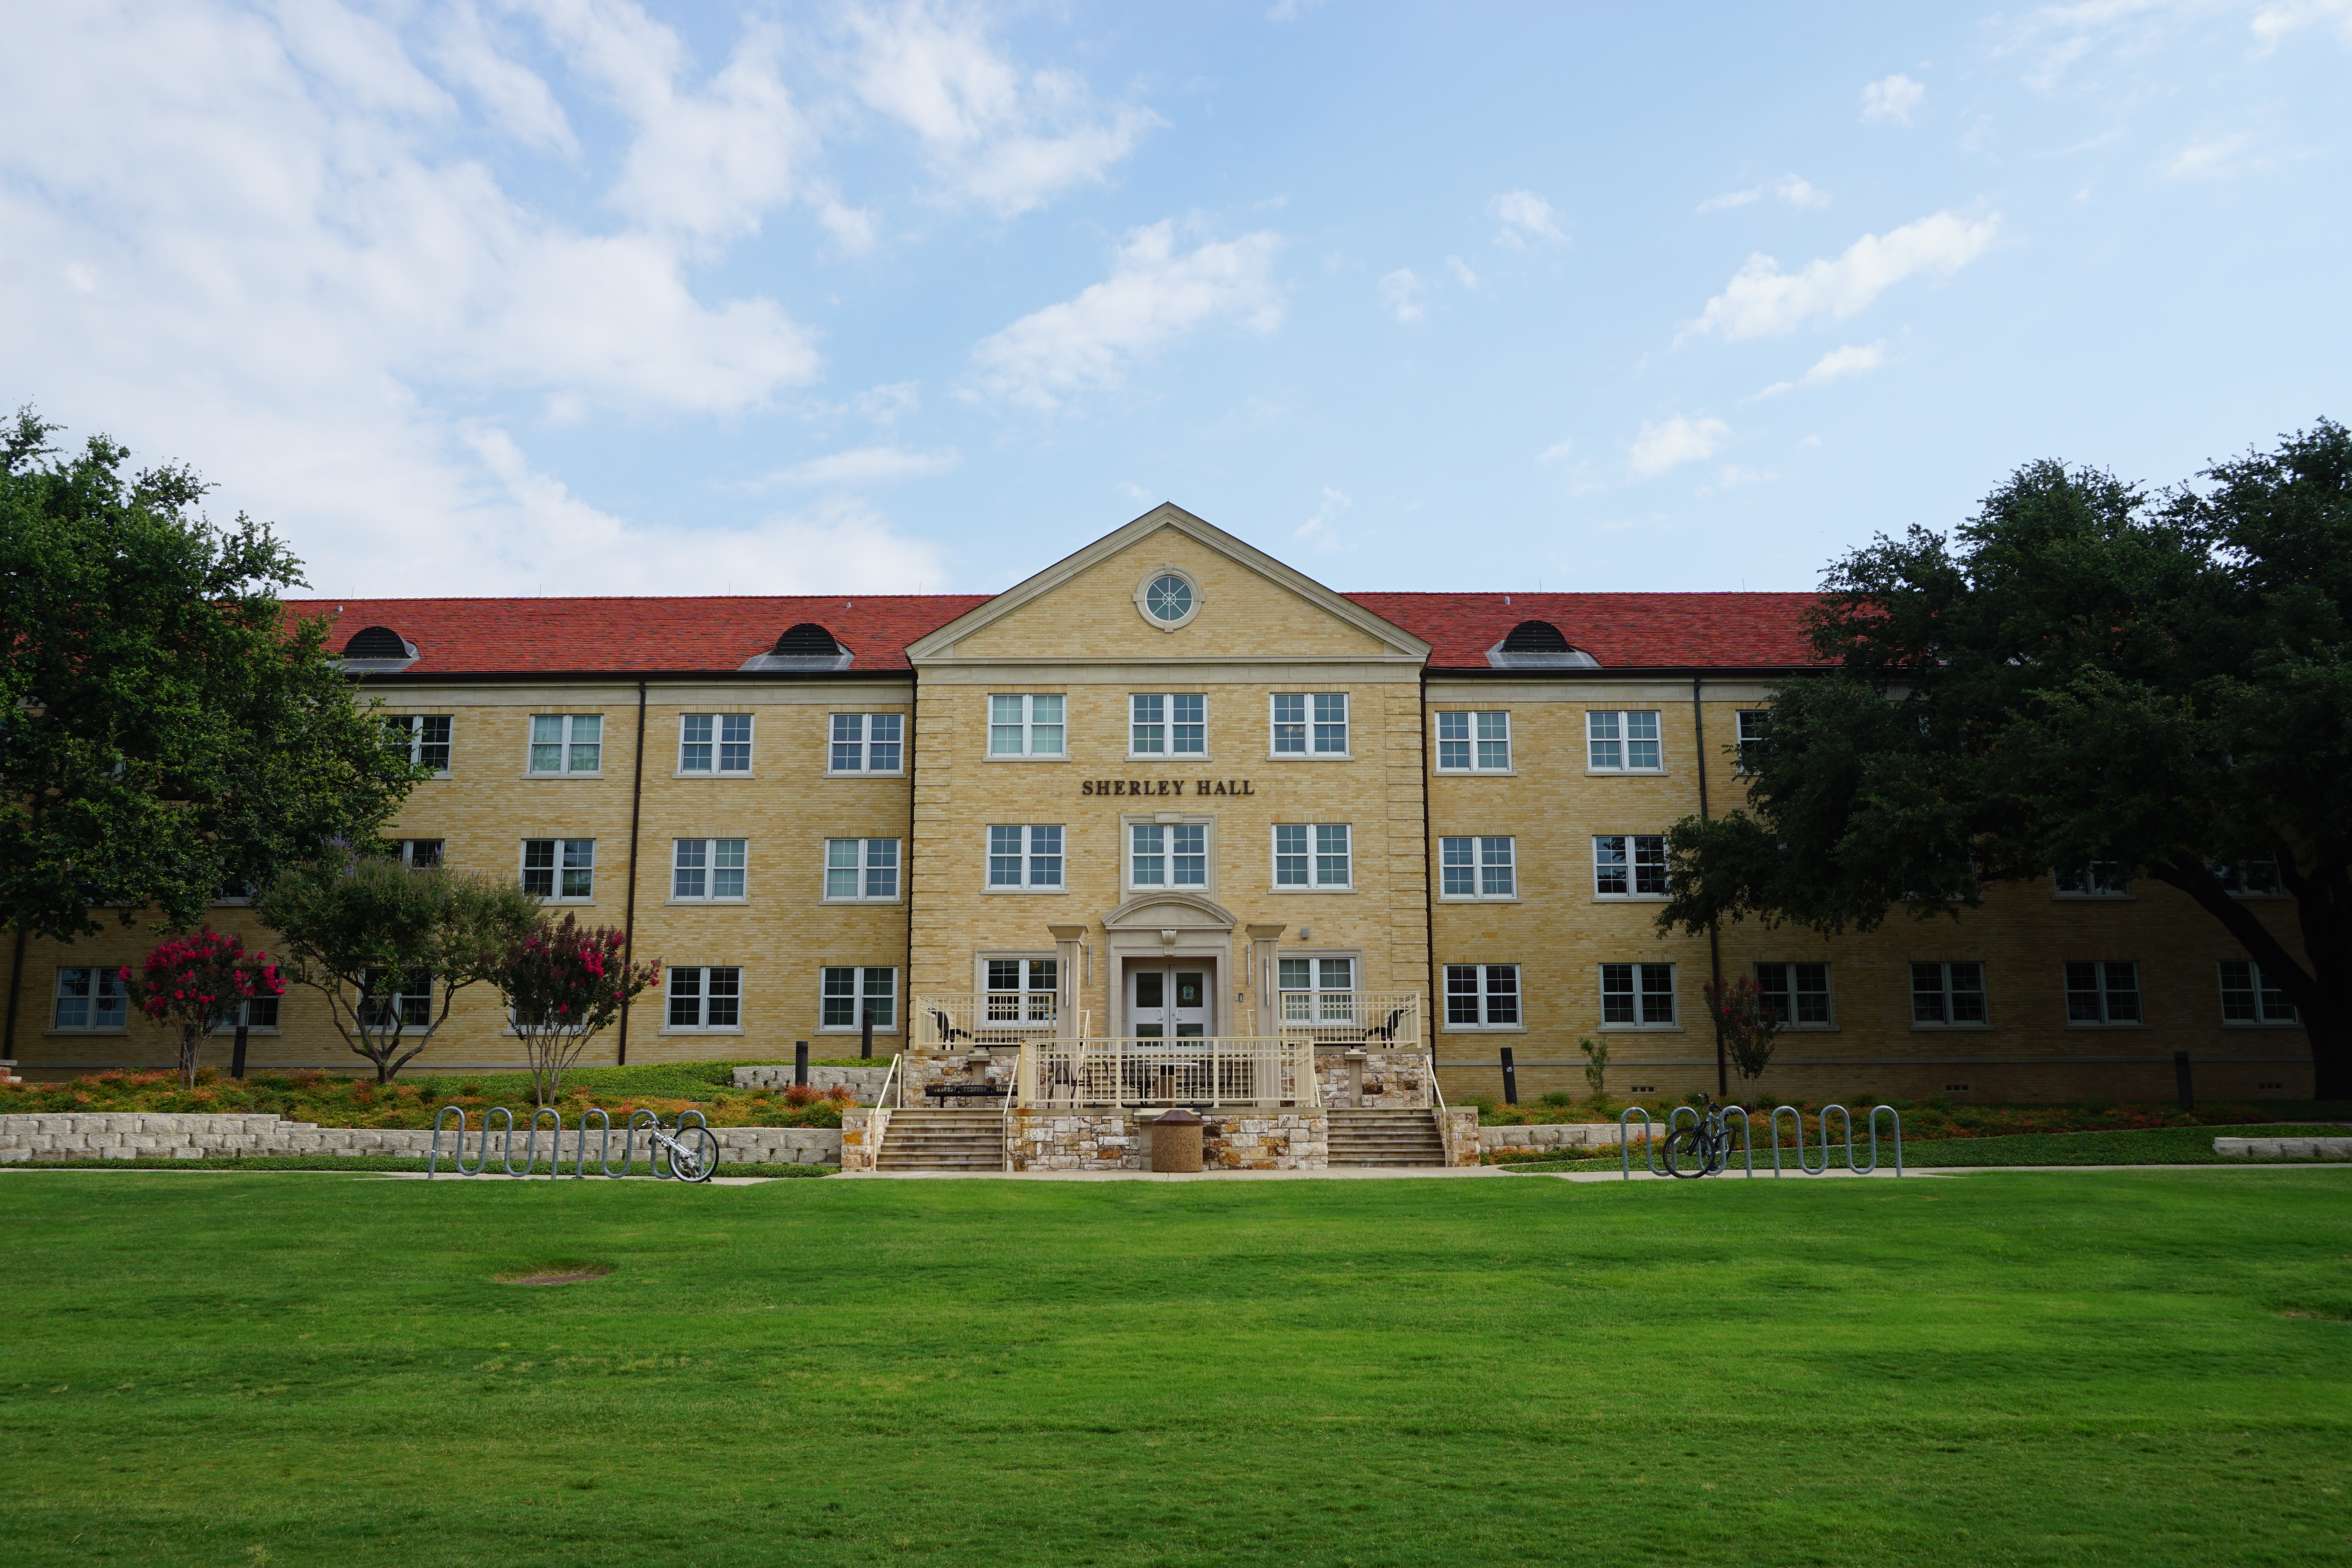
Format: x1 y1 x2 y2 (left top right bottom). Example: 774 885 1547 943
495 914 661 1106
1659 421 2352 1099
1702 976 1780 1103
256 855 542 1083
121 928 286 1088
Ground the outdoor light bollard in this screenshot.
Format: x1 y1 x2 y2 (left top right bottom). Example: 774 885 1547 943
1500 1046 1518 1105
1344 1048 1368 1108
230 1023 248 1080
861 1011 873 1060
795 1040 808 1087
2175 1051 2195 1111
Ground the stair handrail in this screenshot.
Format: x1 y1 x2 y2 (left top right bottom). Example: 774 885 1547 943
1425 1051 1455 1166
873 1051 903 1111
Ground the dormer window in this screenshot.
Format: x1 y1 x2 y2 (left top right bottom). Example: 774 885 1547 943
1486 618 1599 669
340 624 419 672
1503 620 1570 652
740 622 854 671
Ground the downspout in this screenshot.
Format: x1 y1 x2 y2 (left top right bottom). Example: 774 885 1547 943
5 797 41 1065
1419 665 1439 1076
615 679 648 1066
906 665 919 1040
1694 676 1726 1098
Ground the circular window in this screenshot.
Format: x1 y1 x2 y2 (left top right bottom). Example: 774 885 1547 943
1145 573 1193 622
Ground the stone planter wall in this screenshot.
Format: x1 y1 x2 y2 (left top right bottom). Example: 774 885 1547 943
838 1107 888 1171
1201 1110 1326 1170
1314 1051 1432 1109
1478 1122 1632 1156
732 1065 893 1101
2213 1136 2352 1158
0 1112 840 1167
1009 1110 1139 1171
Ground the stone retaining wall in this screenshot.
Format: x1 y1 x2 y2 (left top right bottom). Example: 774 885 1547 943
2213 1136 2352 1159
1314 1051 1431 1109
1478 1122 1632 1155
0 1113 840 1167
731 1065 893 1100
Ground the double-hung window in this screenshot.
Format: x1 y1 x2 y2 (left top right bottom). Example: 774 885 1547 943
1445 963 1521 1028
830 713 903 773
213 996 280 1032
680 714 751 774
1587 710 1662 771
2055 862 2129 897
1593 834 1668 897
989 695 1064 757
673 839 748 901
668 966 742 1030
1131 822 1207 888
822 967 897 1030
522 838 595 900
1735 710 1771 774
1440 837 1516 898
52 967 127 1031
986 959 1059 1025
397 839 444 869
1601 963 1676 1027
1272 693 1348 755
825 838 899 901
1130 693 1205 755
528 714 602 774
1912 962 1988 1025
2220 960 2299 1024
1280 957 1358 1024
385 715 452 773
2214 858 2283 897
1435 711 1511 771
988 825 1063 889
359 968 432 1031
1274 823 1351 888
2065 961 2142 1025
1754 962 1832 1027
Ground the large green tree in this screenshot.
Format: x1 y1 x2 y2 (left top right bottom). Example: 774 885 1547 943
1661 420 2352 1100
0 409 420 937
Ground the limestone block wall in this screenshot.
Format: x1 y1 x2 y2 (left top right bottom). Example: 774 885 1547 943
1315 1050 1431 1107
1437 1105 1481 1167
838 1107 887 1171
0 1112 841 1166
2212 1135 2351 1158
1010 1110 1138 1171
1201 1109 1325 1169
1478 1122 1631 1155
732 1065 893 1099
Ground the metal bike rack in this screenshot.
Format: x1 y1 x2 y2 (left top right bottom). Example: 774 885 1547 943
523 1108 563 1179
1765 1103 1903 1177
424 1106 721 1180
1619 1107 1670 1178
1611 1102 1896 1180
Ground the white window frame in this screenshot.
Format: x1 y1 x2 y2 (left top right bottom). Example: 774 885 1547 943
2219 960 2299 1026
1444 963 1523 1030
986 824 1065 891
2214 858 2284 898
829 712 904 775
1434 711 1512 773
1599 962 1677 1029
208 995 282 1034
666 965 743 1032
527 713 603 775
2064 960 2143 1026
1754 962 1833 1029
1734 709 1771 774
983 957 1060 1027
1273 822 1353 890
1586 710 1663 773
1129 693 1207 758
396 839 444 870
1439 836 1517 900
2054 862 2131 898
521 838 595 901
678 713 753 775
1127 818 1211 893
51 967 128 1033
1592 833 1668 899
1278 956 1360 1024
987 694 1065 758
1911 961 1990 1027
821 966 898 1033
823 838 900 903
359 967 434 1033
386 714 452 775
671 838 749 903
1270 692 1350 758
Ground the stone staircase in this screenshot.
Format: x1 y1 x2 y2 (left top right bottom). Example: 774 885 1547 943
875 1108 1006 1172
1326 1107 1447 1167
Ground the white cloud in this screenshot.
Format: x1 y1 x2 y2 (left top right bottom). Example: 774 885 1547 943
1687 213 2000 340
1758 341 1892 397
2165 132 2262 178
1267 0 1329 18
1379 268 1425 324
741 445 961 490
1117 480 1154 504
1447 254 1481 289
1630 416 1731 478
2252 0 2352 51
1491 189 1568 249
1537 438 1576 463
967 221 1284 411
846 1 1159 216
1698 174 1831 213
1294 487 1354 549
1860 73 1925 125
430 2 578 154
851 381 922 425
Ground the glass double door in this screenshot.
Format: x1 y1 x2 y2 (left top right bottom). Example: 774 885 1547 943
1127 964 1210 1039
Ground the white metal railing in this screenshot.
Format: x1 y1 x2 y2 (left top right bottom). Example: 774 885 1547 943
873 1052 904 1110
915 995 1091 1049
1014 1037 1319 1110
1278 990 1421 1049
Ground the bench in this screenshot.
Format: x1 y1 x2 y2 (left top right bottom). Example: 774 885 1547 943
923 1083 1010 1105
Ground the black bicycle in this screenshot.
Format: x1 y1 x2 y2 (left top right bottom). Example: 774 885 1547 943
1663 1100 1734 1178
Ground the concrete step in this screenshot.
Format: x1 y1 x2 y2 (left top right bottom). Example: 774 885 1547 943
1328 1109 1446 1167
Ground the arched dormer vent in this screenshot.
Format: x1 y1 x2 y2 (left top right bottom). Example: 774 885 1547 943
339 624 419 672
1485 617 1599 669
1501 620 1572 652
741 621 855 671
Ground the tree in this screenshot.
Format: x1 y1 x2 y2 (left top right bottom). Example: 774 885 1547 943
1661 420 2352 1099
120 928 286 1088
495 914 660 1106
256 856 542 1083
0 409 421 940
1702 976 1780 1102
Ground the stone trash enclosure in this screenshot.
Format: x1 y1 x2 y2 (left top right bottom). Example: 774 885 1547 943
0 1113 842 1167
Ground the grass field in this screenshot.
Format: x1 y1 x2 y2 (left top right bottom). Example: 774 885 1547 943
4 1169 2349 1567
1494 1123 2352 1173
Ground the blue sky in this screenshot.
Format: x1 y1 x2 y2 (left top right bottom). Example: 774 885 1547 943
4 2 2347 600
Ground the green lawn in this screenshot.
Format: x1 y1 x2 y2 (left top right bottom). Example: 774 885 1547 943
3 1171 2348 1567
1497 1122 2352 1173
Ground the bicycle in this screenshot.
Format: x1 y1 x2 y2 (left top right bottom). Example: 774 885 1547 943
1663 1099 1734 1178
643 1114 720 1183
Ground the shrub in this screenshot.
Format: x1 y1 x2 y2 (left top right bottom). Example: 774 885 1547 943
1540 1090 1575 1108
120 928 288 1088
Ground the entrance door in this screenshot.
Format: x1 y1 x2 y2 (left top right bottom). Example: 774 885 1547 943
1128 964 1210 1038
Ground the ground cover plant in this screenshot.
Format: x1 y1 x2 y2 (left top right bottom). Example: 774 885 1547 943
2 1169 2347 1567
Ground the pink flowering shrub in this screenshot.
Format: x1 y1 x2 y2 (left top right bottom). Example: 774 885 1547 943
1702 974 1782 1101
495 914 660 1105
120 929 287 1087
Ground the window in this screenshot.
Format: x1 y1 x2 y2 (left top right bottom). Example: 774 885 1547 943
1440 837 1516 898
359 968 432 1031
1587 710 1662 771
2215 857 2283 897
1593 834 1668 897
1280 957 1358 1023
1754 962 1832 1027
830 713 903 774
1446 964 1521 1028
986 959 1058 1024
2055 862 2130 897
1142 571 1195 624
1436 711 1512 772
1130 822 1207 888
1912 962 1988 1025
673 839 748 901
52 967 127 1031
1735 710 1771 773
824 838 899 901
988 694 1064 756
1130 693 1205 756
1274 823 1352 888
667 966 742 1030
385 714 452 773
210 996 281 1033
521 838 595 900
1272 692 1348 755
397 839 443 869
2065 961 2143 1025
988 825 1064 888
1600 963 1676 1027
679 714 752 774
822 967 897 1030
528 714 602 774
2220 960 2299 1024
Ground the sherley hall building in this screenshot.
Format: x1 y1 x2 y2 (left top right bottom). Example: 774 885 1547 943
3 504 2316 1104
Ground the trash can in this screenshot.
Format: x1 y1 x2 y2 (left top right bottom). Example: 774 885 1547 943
1151 1108 1204 1173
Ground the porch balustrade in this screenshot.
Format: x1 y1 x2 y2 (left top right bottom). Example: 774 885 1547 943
1276 990 1421 1049
1014 1038 1321 1109
913 995 1087 1049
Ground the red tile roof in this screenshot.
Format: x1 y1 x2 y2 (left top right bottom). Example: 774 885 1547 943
287 590 1824 675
